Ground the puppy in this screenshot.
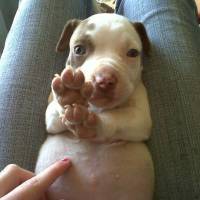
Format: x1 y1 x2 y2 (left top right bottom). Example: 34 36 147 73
35 13 154 200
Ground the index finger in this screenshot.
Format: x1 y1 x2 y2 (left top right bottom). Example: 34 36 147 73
1 158 71 200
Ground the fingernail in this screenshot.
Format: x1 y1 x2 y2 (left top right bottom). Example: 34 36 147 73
61 158 71 165
61 158 70 162
59 158 71 168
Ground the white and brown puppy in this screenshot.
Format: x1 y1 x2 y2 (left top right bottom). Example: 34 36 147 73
36 13 154 200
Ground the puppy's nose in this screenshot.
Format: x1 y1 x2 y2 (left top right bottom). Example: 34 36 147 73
94 72 117 91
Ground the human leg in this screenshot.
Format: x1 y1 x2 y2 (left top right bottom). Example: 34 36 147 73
116 0 200 199
0 0 94 171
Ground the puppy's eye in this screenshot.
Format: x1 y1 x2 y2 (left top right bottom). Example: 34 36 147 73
127 49 139 57
74 45 86 55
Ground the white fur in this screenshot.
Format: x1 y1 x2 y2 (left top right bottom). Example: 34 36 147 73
36 14 154 200
47 14 151 142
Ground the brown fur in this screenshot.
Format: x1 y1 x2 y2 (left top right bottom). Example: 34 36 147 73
132 22 151 55
56 19 81 52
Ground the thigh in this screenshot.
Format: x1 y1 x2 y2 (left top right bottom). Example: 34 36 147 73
116 0 200 199
0 0 94 171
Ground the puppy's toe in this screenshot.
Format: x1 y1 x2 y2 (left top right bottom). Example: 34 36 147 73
64 104 88 124
84 112 98 128
61 67 74 87
72 69 85 89
61 67 85 89
52 76 64 95
64 105 74 122
72 104 88 123
81 81 94 99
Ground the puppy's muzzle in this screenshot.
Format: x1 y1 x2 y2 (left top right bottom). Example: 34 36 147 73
92 66 118 93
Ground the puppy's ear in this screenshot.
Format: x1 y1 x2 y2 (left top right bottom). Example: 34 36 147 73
132 22 151 56
56 19 81 52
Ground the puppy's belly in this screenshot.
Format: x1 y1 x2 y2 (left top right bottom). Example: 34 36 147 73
35 134 154 200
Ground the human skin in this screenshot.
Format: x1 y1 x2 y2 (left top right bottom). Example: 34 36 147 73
0 158 71 200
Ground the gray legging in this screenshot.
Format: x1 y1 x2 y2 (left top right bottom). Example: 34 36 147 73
0 0 200 199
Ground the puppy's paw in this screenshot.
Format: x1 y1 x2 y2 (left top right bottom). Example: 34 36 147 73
52 66 93 107
62 104 98 139
63 104 88 124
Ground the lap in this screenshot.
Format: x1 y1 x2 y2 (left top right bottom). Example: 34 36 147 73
117 0 200 199
0 0 94 171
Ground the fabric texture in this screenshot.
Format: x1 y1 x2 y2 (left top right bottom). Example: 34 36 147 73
0 0 200 199
116 0 200 199
0 0 94 171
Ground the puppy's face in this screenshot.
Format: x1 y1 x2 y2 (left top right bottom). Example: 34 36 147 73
56 14 150 110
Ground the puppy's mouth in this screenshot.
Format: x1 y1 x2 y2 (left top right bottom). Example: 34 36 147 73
89 85 118 109
89 96 115 109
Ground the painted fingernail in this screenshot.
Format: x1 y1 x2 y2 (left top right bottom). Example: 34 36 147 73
60 158 71 166
61 158 69 162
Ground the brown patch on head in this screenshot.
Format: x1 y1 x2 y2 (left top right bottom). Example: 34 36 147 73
132 22 151 55
67 33 95 68
66 20 95 68
73 19 95 32
73 34 94 49
56 19 81 52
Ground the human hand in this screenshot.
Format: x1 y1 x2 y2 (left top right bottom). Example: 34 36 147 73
0 158 71 200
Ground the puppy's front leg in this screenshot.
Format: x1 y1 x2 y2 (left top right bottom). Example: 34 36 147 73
45 100 66 134
46 66 93 135
96 83 152 142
